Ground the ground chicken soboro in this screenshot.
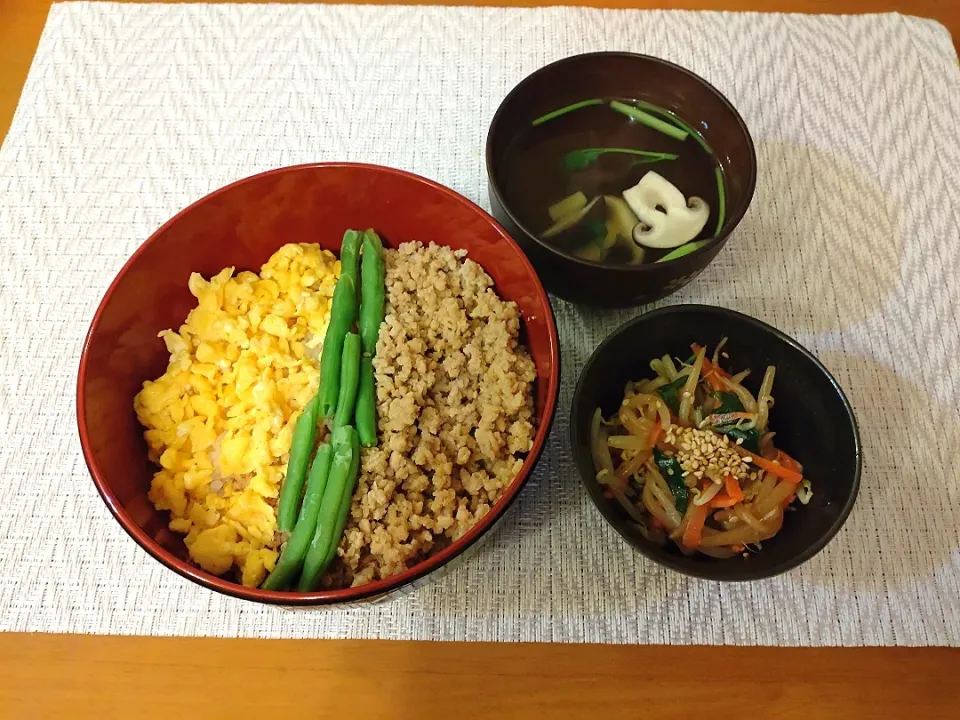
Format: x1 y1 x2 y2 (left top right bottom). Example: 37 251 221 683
331 241 536 587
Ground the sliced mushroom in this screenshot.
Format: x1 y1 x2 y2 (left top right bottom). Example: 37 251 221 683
622 171 710 249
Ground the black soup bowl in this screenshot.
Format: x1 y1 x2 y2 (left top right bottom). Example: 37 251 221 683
570 305 861 581
486 52 757 308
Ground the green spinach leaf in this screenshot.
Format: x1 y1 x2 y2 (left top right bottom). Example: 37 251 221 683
711 391 744 415
656 375 686 415
715 426 760 454
653 448 689 515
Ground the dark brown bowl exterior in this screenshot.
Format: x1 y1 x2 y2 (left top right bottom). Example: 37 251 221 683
77 163 560 606
486 53 757 308
570 305 861 581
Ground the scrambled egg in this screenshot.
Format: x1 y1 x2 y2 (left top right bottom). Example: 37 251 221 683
135 243 339 587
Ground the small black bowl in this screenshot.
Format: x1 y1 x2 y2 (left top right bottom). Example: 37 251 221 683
486 52 757 308
570 305 861 581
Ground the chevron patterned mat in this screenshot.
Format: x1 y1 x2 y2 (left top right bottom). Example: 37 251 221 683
2 3 960 644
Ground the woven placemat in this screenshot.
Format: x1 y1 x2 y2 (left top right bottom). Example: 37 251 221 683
2 2 959 645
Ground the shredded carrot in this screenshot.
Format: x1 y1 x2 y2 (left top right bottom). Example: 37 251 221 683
775 449 803 474
682 503 710 548
705 368 725 390
650 516 664 530
693 343 731 390
731 544 746 552
704 368 724 391
706 411 755 426
692 344 725 390
709 475 743 508
777 449 803 510
646 419 664 448
746 453 804 484
724 475 743 503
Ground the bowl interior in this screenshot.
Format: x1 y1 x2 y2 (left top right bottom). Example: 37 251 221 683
571 305 861 580
79 163 558 602
487 53 757 261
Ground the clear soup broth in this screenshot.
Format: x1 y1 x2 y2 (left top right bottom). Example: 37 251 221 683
498 98 724 265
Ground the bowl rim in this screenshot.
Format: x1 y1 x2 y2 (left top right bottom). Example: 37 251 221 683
76 161 562 605
569 303 862 581
485 51 758 272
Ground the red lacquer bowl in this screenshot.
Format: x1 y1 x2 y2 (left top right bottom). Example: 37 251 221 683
77 163 560 606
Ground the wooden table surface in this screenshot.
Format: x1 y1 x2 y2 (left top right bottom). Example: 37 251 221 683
2 1 959 717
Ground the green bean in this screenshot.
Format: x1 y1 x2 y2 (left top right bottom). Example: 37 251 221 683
333 332 361 429
317 273 357 417
338 229 361 287
321 427 362 569
359 230 385 356
275 394 320 533
355 356 377 447
261 443 333 590
298 426 359 591
354 229 384 448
